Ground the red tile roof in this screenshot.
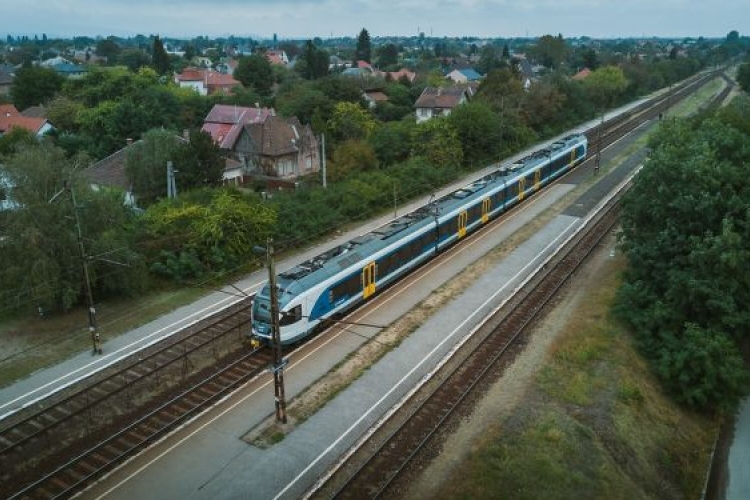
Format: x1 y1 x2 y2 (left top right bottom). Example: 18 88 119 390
201 104 273 150
414 87 468 110
572 68 592 80
175 68 242 95
0 104 49 135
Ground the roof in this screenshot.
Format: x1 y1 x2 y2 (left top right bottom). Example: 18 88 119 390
85 135 188 190
20 106 47 118
84 145 133 190
0 69 13 86
452 68 482 81
201 104 273 150
365 91 389 103
572 68 592 80
385 68 416 83
245 115 305 157
0 104 49 135
414 87 468 110
176 67 241 92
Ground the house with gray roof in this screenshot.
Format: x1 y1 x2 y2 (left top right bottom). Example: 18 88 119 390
414 86 470 123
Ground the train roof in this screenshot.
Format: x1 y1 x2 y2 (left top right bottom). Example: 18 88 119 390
269 133 586 300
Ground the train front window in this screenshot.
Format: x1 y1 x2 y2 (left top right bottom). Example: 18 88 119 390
252 298 272 323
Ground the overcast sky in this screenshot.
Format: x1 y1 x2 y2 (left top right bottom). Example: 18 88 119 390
2 0 746 40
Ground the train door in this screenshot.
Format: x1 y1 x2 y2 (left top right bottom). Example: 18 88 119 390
534 169 541 192
481 198 491 224
570 148 577 167
518 176 526 201
362 262 376 299
458 210 468 238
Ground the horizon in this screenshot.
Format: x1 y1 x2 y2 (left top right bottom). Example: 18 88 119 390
1 0 746 42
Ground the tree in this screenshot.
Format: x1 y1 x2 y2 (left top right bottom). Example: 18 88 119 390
10 64 64 110
297 40 329 80
327 101 377 142
151 35 170 75
411 118 463 168
234 53 274 96
355 28 372 63
369 119 415 167
142 190 276 280
375 43 399 69
447 101 504 165
328 139 378 182
737 61 750 94
530 34 568 69
616 105 750 412
171 129 225 189
125 128 185 204
119 48 151 72
583 65 629 110
0 127 36 159
95 37 121 63
0 143 146 314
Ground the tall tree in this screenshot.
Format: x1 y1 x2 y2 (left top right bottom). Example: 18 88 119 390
234 53 274 96
151 35 170 75
171 129 225 189
355 28 372 63
10 64 64 110
297 40 329 80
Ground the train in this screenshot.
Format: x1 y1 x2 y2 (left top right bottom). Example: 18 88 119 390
250 133 588 345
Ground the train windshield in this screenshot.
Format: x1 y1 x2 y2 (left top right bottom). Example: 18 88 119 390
252 297 273 323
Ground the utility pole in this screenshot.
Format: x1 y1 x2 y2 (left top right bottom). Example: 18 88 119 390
594 112 604 175
320 133 327 189
70 185 102 355
167 161 177 199
260 239 287 424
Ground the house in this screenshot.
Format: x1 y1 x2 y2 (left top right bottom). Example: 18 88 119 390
175 67 242 96
235 114 320 181
265 50 289 66
83 139 140 207
0 65 14 95
384 68 416 84
342 60 377 78
363 90 389 109
0 104 54 137
572 68 592 81
215 59 239 75
414 87 470 123
445 68 482 84
201 104 274 151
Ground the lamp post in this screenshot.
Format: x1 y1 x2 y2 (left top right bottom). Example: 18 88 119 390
254 239 287 424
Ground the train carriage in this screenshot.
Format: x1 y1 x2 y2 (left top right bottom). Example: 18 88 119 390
251 134 587 345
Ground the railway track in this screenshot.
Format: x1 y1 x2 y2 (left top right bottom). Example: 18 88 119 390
312 181 623 500
309 70 732 499
0 69 729 499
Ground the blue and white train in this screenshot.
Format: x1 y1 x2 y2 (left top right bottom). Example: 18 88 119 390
251 134 587 345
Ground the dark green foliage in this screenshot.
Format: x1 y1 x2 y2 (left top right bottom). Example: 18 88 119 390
375 43 399 69
171 129 225 189
616 99 750 413
0 143 146 314
151 35 170 75
737 61 750 94
355 28 371 63
234 53 274 96
369 119 415 166
297 40 329 80
10 64 64 110
447 101 504 166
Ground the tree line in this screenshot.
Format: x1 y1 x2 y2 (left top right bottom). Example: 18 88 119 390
0 32 743 331
616 95 750 414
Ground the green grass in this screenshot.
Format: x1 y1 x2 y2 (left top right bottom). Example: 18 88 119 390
430 254 718 500
0 285 209 388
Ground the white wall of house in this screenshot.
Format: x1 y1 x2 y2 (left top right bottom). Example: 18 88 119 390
178 81 207 96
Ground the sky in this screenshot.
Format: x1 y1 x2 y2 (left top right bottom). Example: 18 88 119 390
2 0 747 40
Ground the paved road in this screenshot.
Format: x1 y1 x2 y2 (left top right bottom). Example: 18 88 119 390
726 396 750 500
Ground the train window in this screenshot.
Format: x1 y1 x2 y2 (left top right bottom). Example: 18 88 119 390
331 273 360 303
280 305 302 326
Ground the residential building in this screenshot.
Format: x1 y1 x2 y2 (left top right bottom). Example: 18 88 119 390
0 104 54 137
175 67 242 96
363 90 389 109
0 65 14 95
201 104 274 151
235 114 320 181
265 50 289 66
384 68 416 83
445 67 482 84
414 86 470 123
